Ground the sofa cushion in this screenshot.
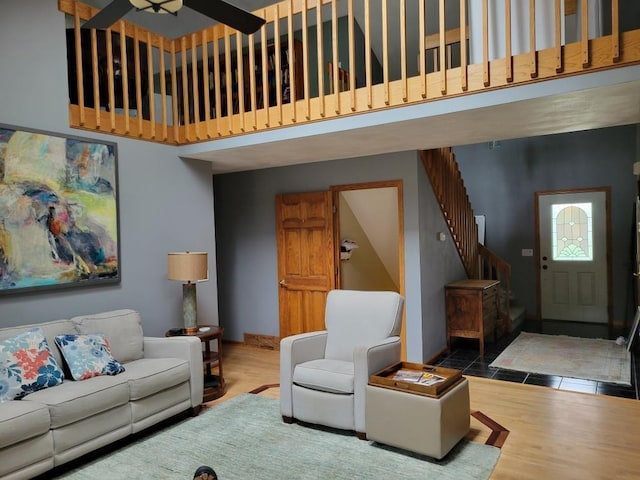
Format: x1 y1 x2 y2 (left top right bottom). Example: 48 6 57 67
0 400 51 449
23 374 130 429
0 328 65 401
119 358 190 401
54 334 125 381
293 359 354 394
0 319 75 368
71 309 144 363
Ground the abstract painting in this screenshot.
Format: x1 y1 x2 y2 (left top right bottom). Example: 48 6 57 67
0 124 119 294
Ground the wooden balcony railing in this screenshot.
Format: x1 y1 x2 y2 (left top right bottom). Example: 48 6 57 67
58 0 639 145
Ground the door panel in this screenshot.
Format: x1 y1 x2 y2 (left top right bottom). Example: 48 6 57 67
277 191 335 339
537 189 610 324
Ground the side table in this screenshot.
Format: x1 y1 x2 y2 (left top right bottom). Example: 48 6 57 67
166 325 226 402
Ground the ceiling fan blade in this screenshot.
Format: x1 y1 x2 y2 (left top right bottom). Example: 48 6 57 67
185 0 266 35
82 0 134 30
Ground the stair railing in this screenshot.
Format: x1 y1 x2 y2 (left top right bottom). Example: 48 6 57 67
421 147 513 333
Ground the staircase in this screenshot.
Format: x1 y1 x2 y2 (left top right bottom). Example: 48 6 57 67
420 147 523 334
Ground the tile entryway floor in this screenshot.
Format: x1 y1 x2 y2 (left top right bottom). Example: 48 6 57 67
433 331 639 400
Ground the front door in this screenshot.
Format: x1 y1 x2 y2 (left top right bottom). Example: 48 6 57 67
536 188 611 325
276 191 335 339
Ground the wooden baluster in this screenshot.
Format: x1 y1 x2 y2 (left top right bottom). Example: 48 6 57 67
213 32 222 136
119 21 130 134
261 12 270 127
134 26 143 137
460 0 467 91
180 37 190 139
274 5 283 124
382 0 389 104
400 0 407 102
555 0 563 73
288 0 296 122
73 5 85 126
159 37 168 141
611 0 619 61
106 27 116 131
348 0 355 110
191 34 201 140
529 0 538 78
90 27 100 128
332 0 340 113
581 0 589 67
317 0 325 116
236 31 245 132
482 0 489 86
201 30 212 139
248 33 257 130
505 0 513 82
365 0 372 108
302 0 310 119
147 32 155 139
419 0 426 98
439 0 446 95
224 27 233 134
170 40 180 143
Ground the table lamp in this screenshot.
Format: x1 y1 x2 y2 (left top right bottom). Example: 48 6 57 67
168 252 208 334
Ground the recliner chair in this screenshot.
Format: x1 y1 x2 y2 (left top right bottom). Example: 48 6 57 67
280 289 404 438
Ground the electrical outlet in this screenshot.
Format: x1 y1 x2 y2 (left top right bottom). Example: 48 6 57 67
522 249 534 257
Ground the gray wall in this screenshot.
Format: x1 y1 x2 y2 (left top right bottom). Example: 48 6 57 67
213 151 465 361
0 0 218 337
455 125 638 327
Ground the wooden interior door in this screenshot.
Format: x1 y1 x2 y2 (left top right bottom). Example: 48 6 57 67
276 191 335 338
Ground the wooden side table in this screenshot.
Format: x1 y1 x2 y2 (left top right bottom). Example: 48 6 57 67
165 325 226 402
445 279 500 357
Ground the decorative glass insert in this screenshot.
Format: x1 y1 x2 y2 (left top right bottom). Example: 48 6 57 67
551 202 593 261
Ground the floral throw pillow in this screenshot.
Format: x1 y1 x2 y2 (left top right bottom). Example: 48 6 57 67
55 334 125 381
0 328 65 401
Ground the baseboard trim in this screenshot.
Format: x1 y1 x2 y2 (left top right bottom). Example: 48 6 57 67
244 333 280 350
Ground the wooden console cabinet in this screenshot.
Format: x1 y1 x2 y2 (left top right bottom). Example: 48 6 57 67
445 279 500 357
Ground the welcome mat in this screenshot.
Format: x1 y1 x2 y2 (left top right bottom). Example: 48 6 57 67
490 332 631 385
55 394 500 480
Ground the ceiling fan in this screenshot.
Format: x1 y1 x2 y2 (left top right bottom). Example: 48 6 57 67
82 0 266 35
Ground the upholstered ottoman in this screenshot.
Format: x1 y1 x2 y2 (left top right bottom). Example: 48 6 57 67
365 378 470 460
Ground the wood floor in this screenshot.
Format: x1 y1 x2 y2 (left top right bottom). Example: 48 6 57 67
213 343 640 480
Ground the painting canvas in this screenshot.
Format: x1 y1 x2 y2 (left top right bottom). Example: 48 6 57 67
0 124 119 293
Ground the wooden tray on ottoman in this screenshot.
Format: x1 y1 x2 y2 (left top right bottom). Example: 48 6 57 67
370 361 463 398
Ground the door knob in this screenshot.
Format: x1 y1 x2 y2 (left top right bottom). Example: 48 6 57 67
542 265 548 270
279 279 288 288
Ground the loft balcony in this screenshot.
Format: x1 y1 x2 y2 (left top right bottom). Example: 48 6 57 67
60 0 640 162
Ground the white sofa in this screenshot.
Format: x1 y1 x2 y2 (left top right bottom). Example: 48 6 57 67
0 309 204 480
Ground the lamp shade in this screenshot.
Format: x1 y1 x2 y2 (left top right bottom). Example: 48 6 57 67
167 252 208 283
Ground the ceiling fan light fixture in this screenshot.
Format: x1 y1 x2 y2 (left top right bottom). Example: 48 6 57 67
129 0 183 15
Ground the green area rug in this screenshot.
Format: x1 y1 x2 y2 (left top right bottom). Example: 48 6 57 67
490 332 631 385
56 394 500 479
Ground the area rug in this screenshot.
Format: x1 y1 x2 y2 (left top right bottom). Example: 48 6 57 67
56 394 500 480
490 332 631 385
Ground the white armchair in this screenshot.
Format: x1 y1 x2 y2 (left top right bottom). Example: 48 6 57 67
280 289 404 438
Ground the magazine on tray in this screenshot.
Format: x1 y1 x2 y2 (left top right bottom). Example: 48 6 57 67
391 368 446 386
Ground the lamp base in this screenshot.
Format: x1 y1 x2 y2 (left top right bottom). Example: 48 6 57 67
183 283 198 333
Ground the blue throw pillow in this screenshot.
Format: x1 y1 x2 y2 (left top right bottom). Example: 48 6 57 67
0 328 65 401
55 334 125 381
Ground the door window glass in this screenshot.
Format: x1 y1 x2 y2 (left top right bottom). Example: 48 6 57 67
551 202 593 261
